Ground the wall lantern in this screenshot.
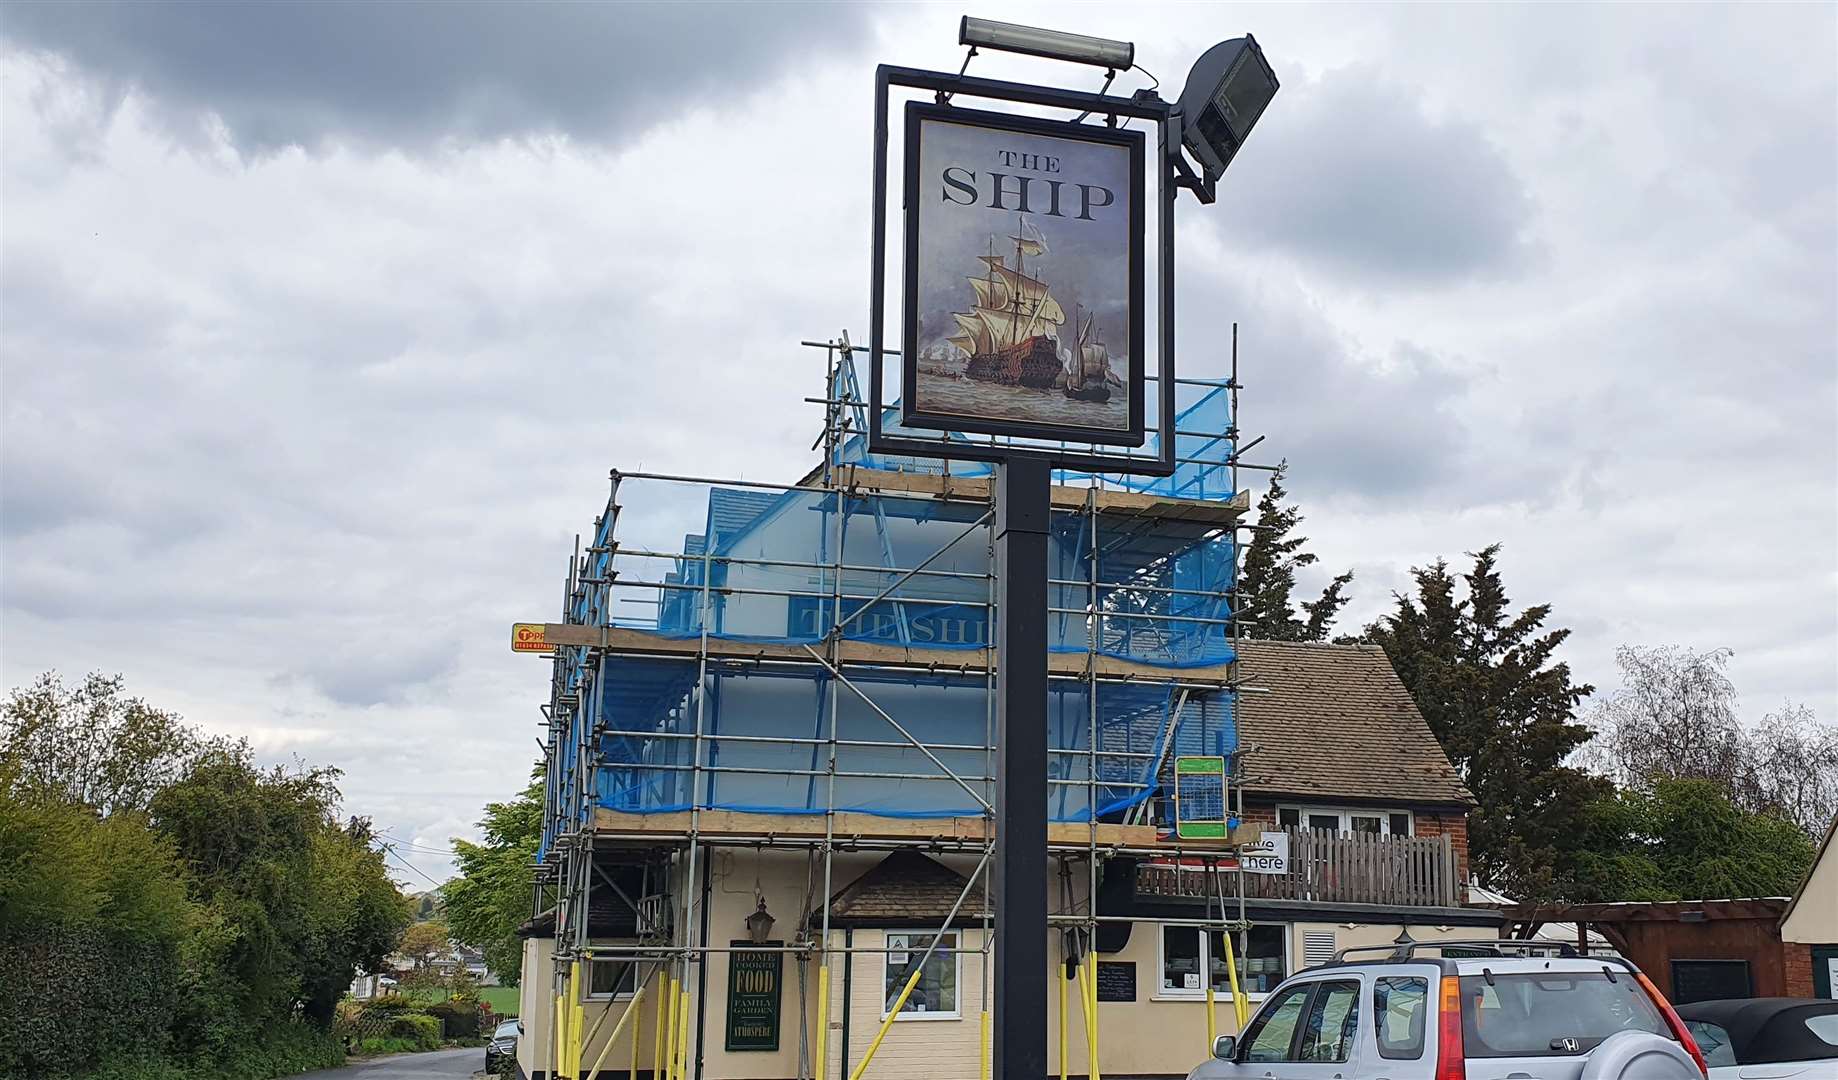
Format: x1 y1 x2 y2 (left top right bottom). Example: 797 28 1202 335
745 897 776 944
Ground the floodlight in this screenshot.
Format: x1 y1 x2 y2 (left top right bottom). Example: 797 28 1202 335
1176 35 1280 184
959 16 1134 71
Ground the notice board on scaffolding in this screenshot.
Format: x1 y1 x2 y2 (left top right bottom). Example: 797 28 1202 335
725 941 782 1051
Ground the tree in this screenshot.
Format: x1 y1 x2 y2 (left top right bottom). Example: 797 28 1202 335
151 747 411 1034
398 919 452 972
1567 779 1817 902
443 774 541 987
1585 645 1837 838
1234 463 1353 641
1365 544 1611 901
1 670 231 815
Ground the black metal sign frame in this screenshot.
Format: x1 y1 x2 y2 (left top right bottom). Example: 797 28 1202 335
868 64 1179 477
899 101 1147 447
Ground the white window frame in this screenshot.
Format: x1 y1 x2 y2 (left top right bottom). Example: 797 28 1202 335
1155 923 1291 1003
583 949 640 1001
881 929 963 1021
1276 805 1414 836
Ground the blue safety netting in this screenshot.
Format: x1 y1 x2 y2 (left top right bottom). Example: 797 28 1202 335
560 657 1236 827
542 350 1243 851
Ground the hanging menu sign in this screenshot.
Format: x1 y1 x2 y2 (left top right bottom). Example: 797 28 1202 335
725 941 783 1051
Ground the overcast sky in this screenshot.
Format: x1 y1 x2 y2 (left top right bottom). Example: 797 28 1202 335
3 2 1833 886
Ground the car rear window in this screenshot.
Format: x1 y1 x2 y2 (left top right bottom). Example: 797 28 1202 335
1459 972 1668 1058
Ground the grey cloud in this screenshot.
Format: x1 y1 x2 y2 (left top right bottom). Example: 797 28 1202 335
2 0 874 152
1175 263 1493 504
1214 65 1535 284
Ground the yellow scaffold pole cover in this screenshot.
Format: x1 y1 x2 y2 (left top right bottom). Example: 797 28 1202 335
1221 929 1249 1029
848 964 922 1080
632 967 645 1080
553 987 566 1080
815 957 831 1080
1057 959 1069 1080
654 977 669 1080
1085 950 1101 1080
675 985 690 1080
585 980 651 1080
980 1010 991 1080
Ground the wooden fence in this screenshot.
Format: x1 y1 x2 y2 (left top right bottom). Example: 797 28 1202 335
1137 828 1460 908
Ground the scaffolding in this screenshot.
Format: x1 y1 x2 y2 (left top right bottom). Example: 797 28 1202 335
529 330 1268 1080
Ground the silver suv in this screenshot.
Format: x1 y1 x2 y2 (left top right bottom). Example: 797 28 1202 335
1188 941 1708 1080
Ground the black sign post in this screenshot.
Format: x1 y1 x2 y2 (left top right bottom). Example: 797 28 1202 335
994 457 1050 1080
864 41 1279 1077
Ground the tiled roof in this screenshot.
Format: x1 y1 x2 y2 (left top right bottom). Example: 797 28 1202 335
1233 639 1473 807
816 850 991 927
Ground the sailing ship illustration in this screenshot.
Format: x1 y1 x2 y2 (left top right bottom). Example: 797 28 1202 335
943 215 1122 403
1061 307 1123 404
946 216 1070 389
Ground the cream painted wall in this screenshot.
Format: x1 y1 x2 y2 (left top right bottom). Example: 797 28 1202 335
517 847 1500 1079
1783 834 1838 943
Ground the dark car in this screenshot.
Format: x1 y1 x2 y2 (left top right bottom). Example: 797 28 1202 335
485 1018 521 1074
1677 998 1838 1079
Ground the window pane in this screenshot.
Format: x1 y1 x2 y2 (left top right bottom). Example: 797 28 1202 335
1298 980 1360 1063
1389 813 1411 836
590 960 635 996
1375 977 1428 1060
1243 985 1311 1062
1459 973 1665 1057
1803 1014 1838 1046
886 933 956 1015
1683 1021 1737 1067
1163 926 1202 992
1308 814 1340 833
1278 808 1300 827
1350 816 1382 835
1235 924 1288 995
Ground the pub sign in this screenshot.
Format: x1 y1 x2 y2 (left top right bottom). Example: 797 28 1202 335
725 941 783 1051
901 102 1145 446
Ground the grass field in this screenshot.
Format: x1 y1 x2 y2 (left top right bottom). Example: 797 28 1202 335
479 986 520 1016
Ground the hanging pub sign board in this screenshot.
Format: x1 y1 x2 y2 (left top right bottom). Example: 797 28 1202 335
725 941 783 1051
900 102 1146 447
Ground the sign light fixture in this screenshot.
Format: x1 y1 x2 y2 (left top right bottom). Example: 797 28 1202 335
959 16 1134 71
1175 35 1280 199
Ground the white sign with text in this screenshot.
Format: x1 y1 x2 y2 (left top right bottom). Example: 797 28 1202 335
1240 831 1289 875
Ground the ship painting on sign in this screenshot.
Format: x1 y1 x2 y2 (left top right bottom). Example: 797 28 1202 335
920 214 1127 430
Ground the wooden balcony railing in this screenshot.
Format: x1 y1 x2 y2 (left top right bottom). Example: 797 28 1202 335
1137 828 1462 908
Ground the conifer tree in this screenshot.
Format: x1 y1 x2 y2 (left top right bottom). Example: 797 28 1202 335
1366 545 1610 901
1234 463 1354 641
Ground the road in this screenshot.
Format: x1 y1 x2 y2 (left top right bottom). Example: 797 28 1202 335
297 1046 486 1080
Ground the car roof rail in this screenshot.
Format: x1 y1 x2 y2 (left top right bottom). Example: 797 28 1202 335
1329 939 1622 964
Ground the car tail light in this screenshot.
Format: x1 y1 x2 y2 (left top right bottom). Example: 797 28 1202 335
1634 971 1708 1078
1435 975 1466 1080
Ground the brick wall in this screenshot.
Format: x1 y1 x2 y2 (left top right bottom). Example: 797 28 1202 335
1785 942 1815 997
1412 811 1470 886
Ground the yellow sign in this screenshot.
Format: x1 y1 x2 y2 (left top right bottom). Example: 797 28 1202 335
511 623 551 654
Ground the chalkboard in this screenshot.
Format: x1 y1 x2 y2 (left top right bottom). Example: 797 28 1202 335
1096 961 1136 1002
1669 959 1751 1005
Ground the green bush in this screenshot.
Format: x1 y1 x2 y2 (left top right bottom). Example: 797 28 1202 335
71 1024 344 1080
427 998 484 1039
355 1036 423 1056
385 1012 443 1050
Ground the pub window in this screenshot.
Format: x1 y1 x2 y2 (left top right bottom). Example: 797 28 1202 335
1159 924 1289 998
1274 805 1413 836
884 931 959 1019
587 958 638 999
